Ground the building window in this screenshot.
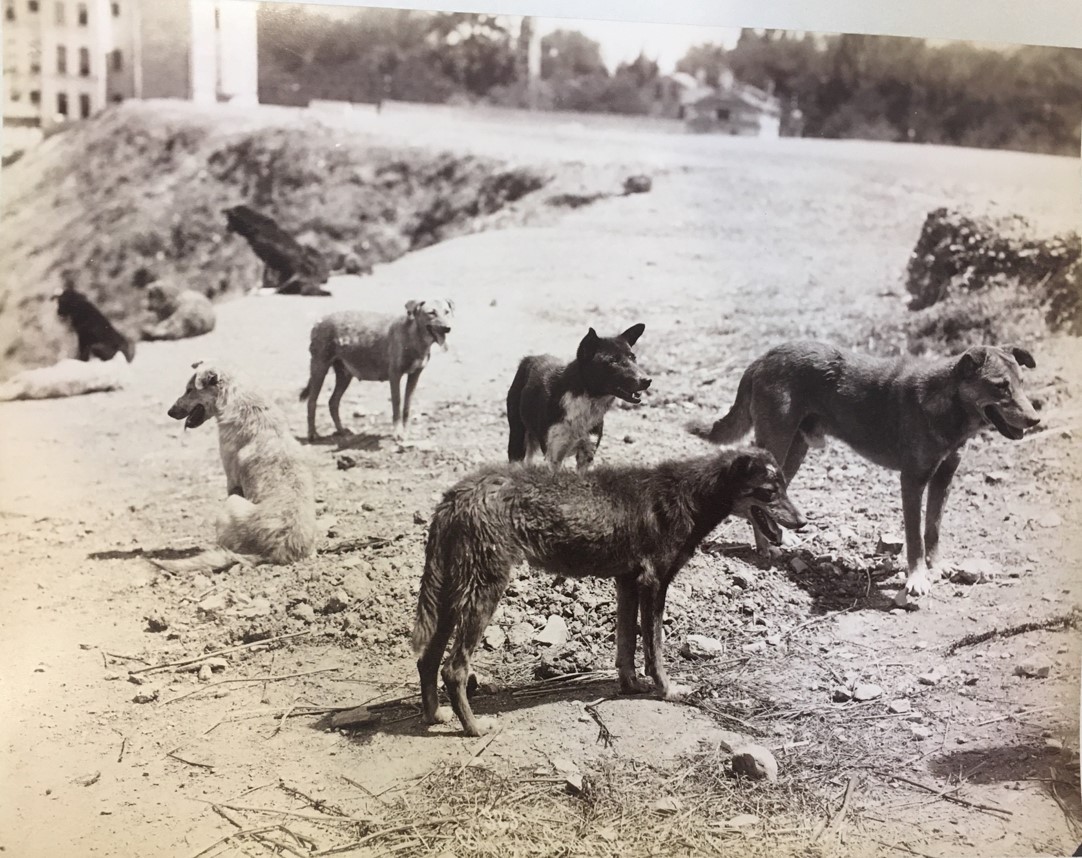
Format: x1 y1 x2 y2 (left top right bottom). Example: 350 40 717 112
57 92 68 116
110 49 122 71
111 1 118 15
28 0 38 11
76 1 85 24
78 46 89 75
5 4 14 21
716 108 731 121
57 45 67 74
110 93 122 103
79 93 90 117
30 89 41 104
54 0 62 24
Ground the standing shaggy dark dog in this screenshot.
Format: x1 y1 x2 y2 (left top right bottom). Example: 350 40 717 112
412 446 805 736
54 281 135 363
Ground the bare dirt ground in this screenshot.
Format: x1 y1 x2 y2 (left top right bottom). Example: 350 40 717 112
1 103 1080 857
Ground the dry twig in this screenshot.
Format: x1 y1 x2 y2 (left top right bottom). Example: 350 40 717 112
873 770 1011 817
132 630 311 676
944 611 1079 655
163 668 340 705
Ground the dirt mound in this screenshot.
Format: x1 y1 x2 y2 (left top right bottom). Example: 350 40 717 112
0 102 548 378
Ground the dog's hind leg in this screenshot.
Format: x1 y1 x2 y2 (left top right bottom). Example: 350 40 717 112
304 356 332 441
638 563 689 701
615 577 650 694
897 471 932 603
923 452 961 577
506 389 527 463
417 609 456 726
441 582 505 736
389 372 404 441
327 361 353 436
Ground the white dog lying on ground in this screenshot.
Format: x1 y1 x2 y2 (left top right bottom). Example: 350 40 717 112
0 355 130 402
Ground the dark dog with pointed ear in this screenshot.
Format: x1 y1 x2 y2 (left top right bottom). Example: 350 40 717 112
53 279 135 363
506 323 652 471
696 340 1039 605
413 445 805 736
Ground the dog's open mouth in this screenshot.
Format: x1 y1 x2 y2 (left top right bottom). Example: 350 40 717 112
984 405 1024 440
615 388 644 405
751 505 783 545
428 325 450 347
184 404 207 430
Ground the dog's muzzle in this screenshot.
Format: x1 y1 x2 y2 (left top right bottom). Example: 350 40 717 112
616 377 652 405
169 403 207 429
429 324 451 347
984 405 1037 441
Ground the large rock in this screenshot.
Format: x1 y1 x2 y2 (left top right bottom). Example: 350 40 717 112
730 744 778 782
681 634 724 659
534 615 569 647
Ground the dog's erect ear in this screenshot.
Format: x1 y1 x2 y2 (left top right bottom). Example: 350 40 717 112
620 323 646 346
955 348 985 377
578 327 600 360
1007 345 1036 369
191 360 204 370
405 300 420 317
445 299 455 314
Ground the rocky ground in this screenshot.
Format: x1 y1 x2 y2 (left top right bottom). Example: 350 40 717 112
0 102 1080 857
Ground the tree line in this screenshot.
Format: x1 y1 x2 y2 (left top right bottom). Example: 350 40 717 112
257 7 1082 155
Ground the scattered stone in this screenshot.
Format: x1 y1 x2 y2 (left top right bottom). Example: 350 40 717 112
552 757 580 776
789 557 810 574
623 435 635 444
651 796 683 814
1036 512 1063 529
73 771 101 787
132 688 159 704
832 686 853 703
681 634 724 659
564 773 584 794
336 455 358 471
623 175 652 195
1014 661 1051 679
732 570 756 590
360 501 375 512
909 724 932 739
730 744 778 782
507 622 534 647
197 593 230 614
917 670 942 686
145 615 169 633
852 683 883 702
289 603 316 625
413 510 427 526
723 814 760 828
876 533 905 555
741 640 767 654
198 662 214 682
1046 737 1064 750
534 615 569 647
984 471 1008 484
888 699 912 714
950 557 999 585
483 626 506 650
322 590 350 615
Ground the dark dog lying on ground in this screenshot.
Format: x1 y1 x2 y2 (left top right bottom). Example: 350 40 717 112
412 446 805 736
506 324 650 470
698 341 1039 605
300 299 454 442
54 281 135 363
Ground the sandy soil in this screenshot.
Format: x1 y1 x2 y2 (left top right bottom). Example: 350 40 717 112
1 103 1080 857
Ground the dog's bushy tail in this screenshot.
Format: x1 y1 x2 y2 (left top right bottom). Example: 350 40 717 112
148 547 258 575
691 368 755 445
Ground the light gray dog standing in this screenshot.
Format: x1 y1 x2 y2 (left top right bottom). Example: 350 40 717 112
699 341 1040 605
300 299 454 442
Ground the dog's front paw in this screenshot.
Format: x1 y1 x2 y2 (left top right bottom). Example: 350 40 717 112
905 567 932 597
618 673 653 695
424 706 454 726
468 716 499 736
333 427 353 438
661 683 693 702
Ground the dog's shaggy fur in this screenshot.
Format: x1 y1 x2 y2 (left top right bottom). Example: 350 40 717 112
141 282 216 341
55 282 135 363
700 341 1039 604
153 362 317 573
412 446 805 736
300 299 454 442
0 356 130 402
506 324 651 470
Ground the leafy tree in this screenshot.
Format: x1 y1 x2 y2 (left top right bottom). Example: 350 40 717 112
540 29 607 79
